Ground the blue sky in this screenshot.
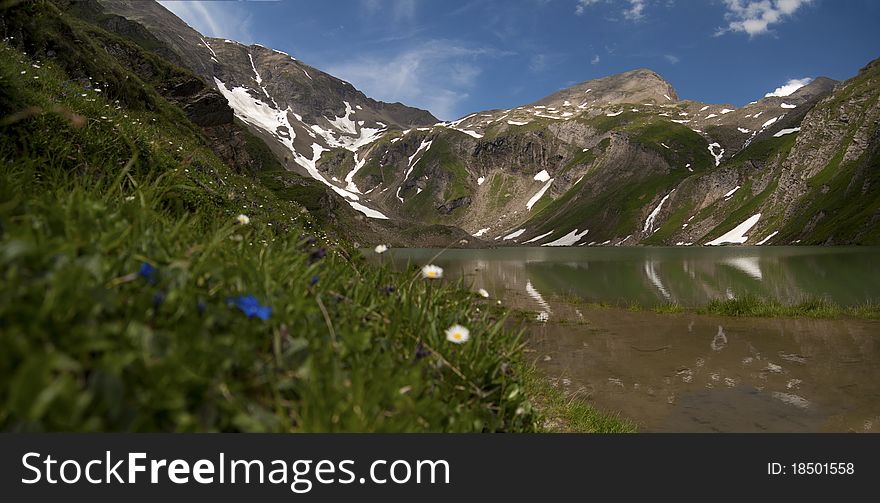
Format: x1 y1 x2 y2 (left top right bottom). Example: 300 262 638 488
159 0 880 120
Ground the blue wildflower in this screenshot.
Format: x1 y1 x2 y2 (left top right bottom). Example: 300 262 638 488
138 262 157 284
310 275 320 286
152 291 165 309
197 300 207 316
415 339 431 360
227 294 272 321
308 248 327 264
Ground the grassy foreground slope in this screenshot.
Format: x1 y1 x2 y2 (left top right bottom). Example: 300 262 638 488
0 1 543 432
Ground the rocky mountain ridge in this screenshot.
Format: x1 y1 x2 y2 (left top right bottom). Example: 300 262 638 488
93 0 880 246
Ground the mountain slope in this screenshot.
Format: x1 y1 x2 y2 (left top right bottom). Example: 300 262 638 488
95 0 438 224
93 0 878 247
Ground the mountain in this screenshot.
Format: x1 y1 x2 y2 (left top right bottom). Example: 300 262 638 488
80 0 482 247
91 0 880 246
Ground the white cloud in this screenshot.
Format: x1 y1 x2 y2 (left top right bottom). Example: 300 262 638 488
664 54 680 64
716 0 812 37
764 77 812 97
591 54 601 64
326 41 506 120
575 0 647 20
575 0 602 15
622 0 646 20
158 0 254 43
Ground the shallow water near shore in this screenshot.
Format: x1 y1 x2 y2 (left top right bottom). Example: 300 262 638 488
380 247 880 432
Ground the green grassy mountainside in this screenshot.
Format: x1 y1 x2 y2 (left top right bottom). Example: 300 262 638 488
0 0 565 432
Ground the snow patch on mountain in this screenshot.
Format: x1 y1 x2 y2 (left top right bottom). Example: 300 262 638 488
200 38 218 59
344 152 367 193
756 230 779 245
453 128 483 138
643 190 673 233
527 179 554 211
773 127 801 137
404 139 433 181
723 185 741 199
761 116 780 128
706 213 761 245
523 230 555 244
542 229 589 247
213 78 387 219
708 142 724 166
328 101 357 135
503 229 526 240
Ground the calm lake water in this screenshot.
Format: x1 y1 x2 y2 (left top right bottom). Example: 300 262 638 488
381 247 880 432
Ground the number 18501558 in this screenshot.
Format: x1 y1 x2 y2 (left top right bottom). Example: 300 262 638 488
768 462 854 475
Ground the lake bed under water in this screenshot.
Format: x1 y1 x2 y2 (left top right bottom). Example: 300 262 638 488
381 247 880 432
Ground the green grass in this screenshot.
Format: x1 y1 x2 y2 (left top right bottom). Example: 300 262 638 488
0 4 541 432
559 294 880 320
521 367 636 433
652 303 684 314
699 295 880 319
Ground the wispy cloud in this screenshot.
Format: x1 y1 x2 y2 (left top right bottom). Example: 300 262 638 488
764 77 812 97
359 0 418 23
326 41 511 120
664 54 680 64
529 53 568 73
158 0 255 43
591 54 601 64
575 0 602 15
622 0 646 20
716 0 813 37
574 0 647 20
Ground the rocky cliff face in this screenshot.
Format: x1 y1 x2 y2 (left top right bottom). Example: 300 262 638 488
92 0 879 246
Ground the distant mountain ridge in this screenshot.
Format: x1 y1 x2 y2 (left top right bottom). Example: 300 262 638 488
94 0 880 246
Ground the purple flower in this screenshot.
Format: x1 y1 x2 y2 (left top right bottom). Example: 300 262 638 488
227 294 272 321
310 275 320 286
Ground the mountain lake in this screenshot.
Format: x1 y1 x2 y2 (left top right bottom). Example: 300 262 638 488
378 246 880 432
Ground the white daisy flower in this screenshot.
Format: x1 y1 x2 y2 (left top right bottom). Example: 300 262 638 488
477 288 490 298
421 264 443 280
374 244 388 254
445 325 470 344
236 214 250 225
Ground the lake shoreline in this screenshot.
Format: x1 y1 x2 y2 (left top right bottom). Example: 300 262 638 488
554 296 880 321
